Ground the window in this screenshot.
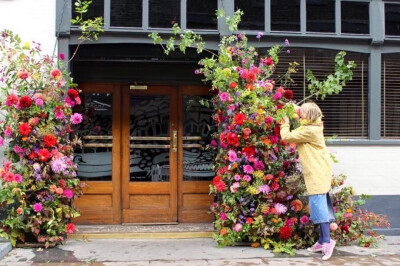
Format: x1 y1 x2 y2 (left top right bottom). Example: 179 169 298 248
271 0 300 31
385 4 400 36
306 0 335 33
72 0 104 21
187 0 217 29
235 0 264 30
149 0 180 28
274 49 368 138
111 0 142 27
341 1 369 34
381 54 400 138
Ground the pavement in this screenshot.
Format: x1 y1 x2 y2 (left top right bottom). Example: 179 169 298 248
0 236 399 265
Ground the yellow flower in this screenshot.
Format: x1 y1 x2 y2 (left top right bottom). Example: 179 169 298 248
251 188 258 195
22 41 31 50
222 68 231 76
253 170 264 179
257 109 263 114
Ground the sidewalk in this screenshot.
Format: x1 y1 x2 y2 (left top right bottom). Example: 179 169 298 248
1 236 399 265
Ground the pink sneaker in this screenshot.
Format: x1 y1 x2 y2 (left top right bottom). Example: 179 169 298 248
322 239 336 261
307 241 323 252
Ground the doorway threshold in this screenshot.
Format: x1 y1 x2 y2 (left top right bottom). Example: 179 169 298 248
70 223 214 239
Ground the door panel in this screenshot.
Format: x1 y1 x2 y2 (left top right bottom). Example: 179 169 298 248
122 86 178 223
178 86 215 222
72 84 121 224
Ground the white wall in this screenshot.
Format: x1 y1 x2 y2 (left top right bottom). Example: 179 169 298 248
329 145 400 196
0 0 56 56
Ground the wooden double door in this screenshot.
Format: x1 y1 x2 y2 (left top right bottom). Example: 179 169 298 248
73 84 214 224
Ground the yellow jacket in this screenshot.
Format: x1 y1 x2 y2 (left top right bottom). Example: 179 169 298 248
280 120 332 195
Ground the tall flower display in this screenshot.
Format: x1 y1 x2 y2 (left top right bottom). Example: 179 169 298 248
0 30 83 247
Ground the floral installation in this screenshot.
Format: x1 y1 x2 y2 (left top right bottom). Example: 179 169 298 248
151 10 390 254
0 30 83 247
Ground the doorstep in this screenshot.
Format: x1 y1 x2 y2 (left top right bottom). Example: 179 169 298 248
70 223 214 239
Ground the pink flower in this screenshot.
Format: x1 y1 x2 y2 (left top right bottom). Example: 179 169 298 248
35 98 44 106
59 53 65 60
33 203 43 212
330 222 338 231
219 92 230 102
74 96 81 105
230 182 240 193
55 109 65 120
220 212 227 220
233 223 243 232
344 212 353 219
13 174 22 183
243 174 252 182
63 189 74 199
228 150 237 162
273 92 282 100
264 116 274 124
65 97 75 107
253 160 264 170
234 174 241 181
5 125 12 137
66 223 75 234
258 185 270 194
274 203 288 215
6 93 18 107
17 70 29 80
210 140 217 147
0 136 3 146
300 215 310 224
70 113 83 124
243 165 254 174
3 172 14 182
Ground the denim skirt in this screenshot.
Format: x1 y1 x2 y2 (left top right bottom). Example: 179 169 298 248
309 193 335 224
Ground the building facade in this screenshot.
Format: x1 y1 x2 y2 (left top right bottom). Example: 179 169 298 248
47 0 399 231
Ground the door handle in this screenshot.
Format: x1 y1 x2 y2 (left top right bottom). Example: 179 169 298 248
172 130 177 152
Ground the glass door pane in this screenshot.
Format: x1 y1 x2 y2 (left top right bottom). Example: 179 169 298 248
73 92 113 181
129 95 171 182
182 95 215 181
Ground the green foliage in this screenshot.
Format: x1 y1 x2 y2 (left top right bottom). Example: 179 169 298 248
70 0 104 41
306 51 357 100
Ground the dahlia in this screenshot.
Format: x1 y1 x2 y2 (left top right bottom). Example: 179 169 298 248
274 203 288 215
44 134 58 147
66 223 75 234
67 89 79 98
300 215 310 224
70 113 83 124
18 123 31 136
279 225 292 240
18 96 32 109
33 203 43 212
37 149 51 162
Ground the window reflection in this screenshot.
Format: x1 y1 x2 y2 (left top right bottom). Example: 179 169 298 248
271 0 300 32
306 0 335 33
235 0 265 30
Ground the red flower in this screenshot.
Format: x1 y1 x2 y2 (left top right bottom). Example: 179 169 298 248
272 182 280 191
234 113 246 125
66 223 75 234
50 68 62 79
18 123 31 136
264 57 274 66
59 179 66 189
227 132 239 146
229 81 237 89
37 149 51 162
44 134 58 148
246 72 256 83
67 89 79 99
279 225 292 240
17 70 29 80
213 175 222 185
246 217 254 225
341 225 350 234
283 89 293 100
215 181 226 192
242 146 255 158
28 151 37 160
18 96 32 108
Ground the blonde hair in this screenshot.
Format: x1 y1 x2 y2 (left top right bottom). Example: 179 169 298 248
300 102 323 122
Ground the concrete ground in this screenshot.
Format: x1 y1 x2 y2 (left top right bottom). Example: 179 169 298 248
0 236 399 266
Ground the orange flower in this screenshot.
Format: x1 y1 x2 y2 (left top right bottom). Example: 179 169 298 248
56 187 64 195
305 205 310 214
220 228 227 235
346 208 352 213
50 185 57 193
251 242 260 248
272 218 279 223
291 200 303 212
16 207 23 215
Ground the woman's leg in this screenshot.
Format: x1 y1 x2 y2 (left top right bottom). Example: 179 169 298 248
320 222 330 244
